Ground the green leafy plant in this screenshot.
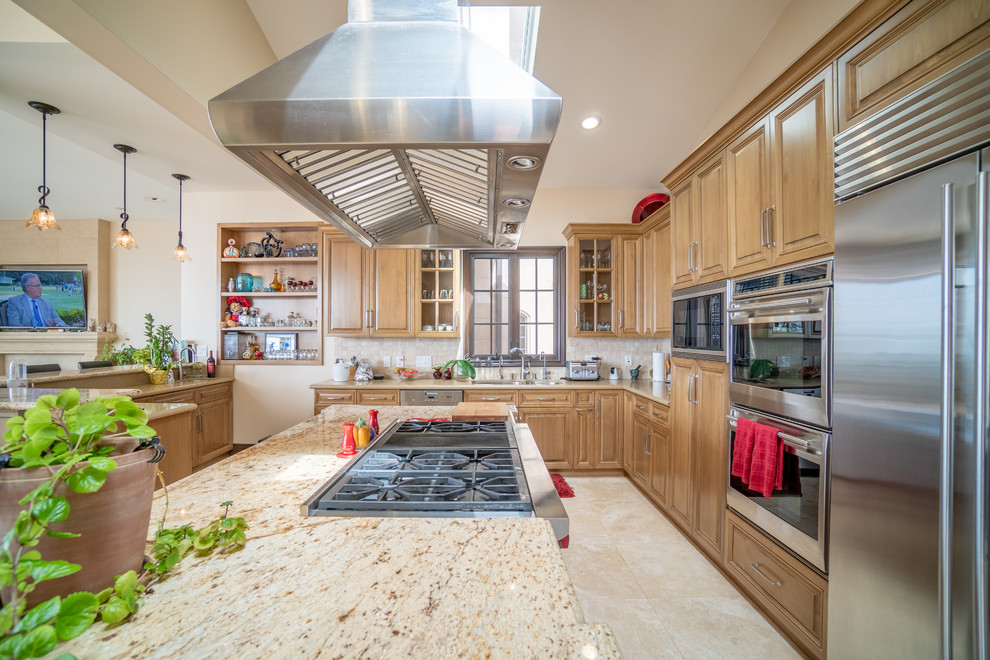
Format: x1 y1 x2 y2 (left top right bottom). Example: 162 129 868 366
0 391 249 658
142 313 176 372
443 359 476 379
99 339 142 366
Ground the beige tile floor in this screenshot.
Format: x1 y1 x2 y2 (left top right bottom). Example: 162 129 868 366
560 475 801 660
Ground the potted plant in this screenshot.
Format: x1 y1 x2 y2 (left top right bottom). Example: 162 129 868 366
142 313 176 385
442 358 476 381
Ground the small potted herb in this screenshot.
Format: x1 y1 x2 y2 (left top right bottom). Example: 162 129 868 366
142 313 176 385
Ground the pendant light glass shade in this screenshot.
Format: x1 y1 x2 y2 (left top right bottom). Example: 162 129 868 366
112 144 138 249
26 101 62 232
172 173 191 262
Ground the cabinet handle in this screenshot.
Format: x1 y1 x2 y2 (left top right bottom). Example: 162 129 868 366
653 411 667 420
644 429 652 456
575 408 593 412
687 242 694 272
760 209 767 248
481 397 502 401
197 413 203 433
365 396 388 400
618 309 624 329
595 398 600 419
751 562 782 588
767 205 776 247
453 310 459 331
635 403 648 411
688 374 698 404
574 309 579 329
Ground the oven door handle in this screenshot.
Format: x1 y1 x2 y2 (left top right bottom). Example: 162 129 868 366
726 415 820 456
729 297 813 311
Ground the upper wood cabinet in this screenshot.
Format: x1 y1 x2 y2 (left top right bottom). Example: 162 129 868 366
671 153 728 290
727 66 835 278
616 235 642 337
415 249 460 338
322 230 414 337
837 0 990 132
641 207 672 337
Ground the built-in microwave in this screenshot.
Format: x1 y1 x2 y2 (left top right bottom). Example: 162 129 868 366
671 280 727 362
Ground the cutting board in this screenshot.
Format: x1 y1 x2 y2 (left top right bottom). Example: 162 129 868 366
451 402 510 421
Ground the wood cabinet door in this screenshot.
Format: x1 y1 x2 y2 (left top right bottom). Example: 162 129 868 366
668 357 696 531
152 410 194 488
622 392 637 473
769 66 835 267
647 420 670 508
369 249 414 336
629 413 651 488
670 178 696 289
324 234 368 335
617 235 642 336
595 390 623 468
692 359 729 561
726 118 773 277
641 225 656 336
695 153 728 283
516 408 572 470
196 397 233 467
654 220 672 336
573 402 596 469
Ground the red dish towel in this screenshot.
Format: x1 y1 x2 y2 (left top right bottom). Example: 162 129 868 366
731 418 757 481
550 473 575 498
748 422 784 497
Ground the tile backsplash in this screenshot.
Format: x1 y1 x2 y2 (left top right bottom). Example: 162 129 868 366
330 336 671 381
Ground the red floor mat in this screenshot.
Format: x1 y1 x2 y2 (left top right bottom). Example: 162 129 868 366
550 473 574 498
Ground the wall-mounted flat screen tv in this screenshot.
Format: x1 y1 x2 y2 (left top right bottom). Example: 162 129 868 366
0 268 87 328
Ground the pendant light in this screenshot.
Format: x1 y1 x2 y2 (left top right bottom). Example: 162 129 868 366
25 101 62 232
171 173 191 262
112 144 138 249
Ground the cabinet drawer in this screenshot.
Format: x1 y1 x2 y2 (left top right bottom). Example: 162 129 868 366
315 390 356 406
649 401 670 426
356 390 399 406
725 512 827 657
139 392 197 405
196 383 232 404
576 391 594 406
518 390 574 407
463 390 518 404
630 395 651 416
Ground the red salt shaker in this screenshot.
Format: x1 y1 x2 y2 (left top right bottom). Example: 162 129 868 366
337 422 358 458
368 409 379 436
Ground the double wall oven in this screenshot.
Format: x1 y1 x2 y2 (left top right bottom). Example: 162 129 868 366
726 258 832 573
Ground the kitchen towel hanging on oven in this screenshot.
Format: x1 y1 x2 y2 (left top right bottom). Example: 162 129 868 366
731 418 801 497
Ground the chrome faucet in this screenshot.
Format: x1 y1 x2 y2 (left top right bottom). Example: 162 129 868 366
539 351 549 380
177 346 195 380
509 347 529 380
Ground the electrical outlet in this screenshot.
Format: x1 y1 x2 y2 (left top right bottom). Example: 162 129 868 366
396 356 404 367
801 355 812 367
777 355 792 368
383 356 391 368
625 355 632 366
416 356 432 368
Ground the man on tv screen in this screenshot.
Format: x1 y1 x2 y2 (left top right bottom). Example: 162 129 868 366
6 273 68 327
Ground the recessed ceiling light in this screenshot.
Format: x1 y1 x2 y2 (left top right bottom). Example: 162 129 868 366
580 115 602 130
502 198 530 208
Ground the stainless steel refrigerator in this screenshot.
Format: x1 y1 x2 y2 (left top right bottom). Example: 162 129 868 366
830 50 989 659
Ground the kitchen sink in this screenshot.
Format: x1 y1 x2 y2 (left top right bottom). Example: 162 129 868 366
470 380 561 386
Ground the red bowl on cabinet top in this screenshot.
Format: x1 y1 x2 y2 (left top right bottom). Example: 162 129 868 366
632 193 670 223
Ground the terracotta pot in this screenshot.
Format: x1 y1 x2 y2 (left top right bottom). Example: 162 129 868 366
0 448 157 606
146 367 169 385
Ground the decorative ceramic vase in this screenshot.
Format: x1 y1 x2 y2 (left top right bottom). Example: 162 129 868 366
0 448 157 606
146 367 169 384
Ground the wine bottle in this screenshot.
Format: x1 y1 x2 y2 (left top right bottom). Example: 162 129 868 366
207 350 216 378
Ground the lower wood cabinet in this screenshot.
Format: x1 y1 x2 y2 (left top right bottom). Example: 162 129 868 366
516 407 573 470
314 389 356 414
137 382 233 469
725 511 827 659
573 390 623 470
149 409 194 489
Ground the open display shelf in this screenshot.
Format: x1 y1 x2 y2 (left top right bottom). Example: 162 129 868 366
217 222 324 365
416 248 460 337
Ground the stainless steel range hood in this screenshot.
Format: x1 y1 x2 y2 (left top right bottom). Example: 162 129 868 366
208 0 561 249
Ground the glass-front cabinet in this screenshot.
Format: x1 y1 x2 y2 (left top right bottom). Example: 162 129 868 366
564 229 616 336
416 249 460 337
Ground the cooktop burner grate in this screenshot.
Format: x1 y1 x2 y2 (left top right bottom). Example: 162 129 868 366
396 420 508 434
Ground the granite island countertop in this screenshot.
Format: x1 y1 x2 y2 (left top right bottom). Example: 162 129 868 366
51 405 620 659
311 376 671 407
0 387 196 419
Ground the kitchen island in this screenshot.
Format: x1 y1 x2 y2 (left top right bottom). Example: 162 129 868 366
51 405 619 659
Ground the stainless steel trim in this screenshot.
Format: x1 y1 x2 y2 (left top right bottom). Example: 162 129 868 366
751 562 782 587
976 169 989 660
940 182 956 660
834 49 990 201
514 421 569 542
767 205 776 247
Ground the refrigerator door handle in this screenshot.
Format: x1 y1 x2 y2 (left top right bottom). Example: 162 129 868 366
940 182 956 660
976 170 989 660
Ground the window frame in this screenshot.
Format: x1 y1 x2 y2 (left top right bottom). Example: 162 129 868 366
462 247 566 366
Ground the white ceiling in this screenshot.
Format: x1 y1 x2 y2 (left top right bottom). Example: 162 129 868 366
0 0 833 226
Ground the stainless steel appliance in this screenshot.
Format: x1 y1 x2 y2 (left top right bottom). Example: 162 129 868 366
399 390 464 406
830 50 990 659
728 259 832 429
565 360 599 380
303 419 569 544
726 405 829 572
671 280 727 362
208 0 561 250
